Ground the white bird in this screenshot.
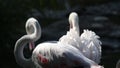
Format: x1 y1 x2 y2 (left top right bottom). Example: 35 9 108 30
14 17 103 68
59 12 102 64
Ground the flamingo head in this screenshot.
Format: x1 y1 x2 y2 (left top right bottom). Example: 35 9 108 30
68 12 79 29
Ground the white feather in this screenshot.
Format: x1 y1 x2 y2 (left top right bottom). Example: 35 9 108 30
80 29 102 63
59 12 102 64
32 42 99 68
59 29 81 49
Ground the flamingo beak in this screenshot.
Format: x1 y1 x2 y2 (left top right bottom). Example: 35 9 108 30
29 41 35 51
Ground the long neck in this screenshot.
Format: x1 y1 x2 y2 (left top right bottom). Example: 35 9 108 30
14 35 34 68
72 19 80 35
69 12 80 35
14 18 41 68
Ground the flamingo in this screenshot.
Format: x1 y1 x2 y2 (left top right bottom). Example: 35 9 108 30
59 12 102 64
14 17 103 68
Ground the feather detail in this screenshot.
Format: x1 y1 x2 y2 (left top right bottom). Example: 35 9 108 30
80 29 102 63
59 29 81 48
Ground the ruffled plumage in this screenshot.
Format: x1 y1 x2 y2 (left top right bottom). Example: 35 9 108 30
80 29 102 63
59 29 102 63
59 12 102 64
59 29 81 49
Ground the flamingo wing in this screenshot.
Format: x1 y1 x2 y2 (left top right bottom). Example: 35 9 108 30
32 42 80 68
32 40 103 68
59 29 81 49
61 43 103 68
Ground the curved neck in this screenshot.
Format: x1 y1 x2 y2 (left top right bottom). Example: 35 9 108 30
14 35 34 68
69 12 80 35
70 19 80 35
26 18 41 41
14 18 41 68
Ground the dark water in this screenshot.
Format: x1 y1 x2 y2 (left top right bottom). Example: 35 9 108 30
0 0 120 68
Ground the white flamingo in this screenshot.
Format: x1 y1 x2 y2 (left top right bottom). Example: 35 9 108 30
59 12 102 64
14 17 103 68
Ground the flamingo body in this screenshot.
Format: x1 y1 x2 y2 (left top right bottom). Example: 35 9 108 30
59 12 102 63
32 42 80 68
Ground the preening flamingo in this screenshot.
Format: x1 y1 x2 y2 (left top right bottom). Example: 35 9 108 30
59 12 102 63
14 18 103 68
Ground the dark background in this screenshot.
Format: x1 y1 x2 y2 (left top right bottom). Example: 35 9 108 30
0 0 120 68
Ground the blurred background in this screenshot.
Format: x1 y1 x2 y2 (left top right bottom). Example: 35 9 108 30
0 0 120 68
